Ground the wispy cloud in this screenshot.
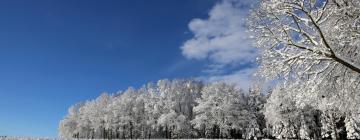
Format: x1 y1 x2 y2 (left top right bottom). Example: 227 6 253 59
180 0 258 88
206 67 257 90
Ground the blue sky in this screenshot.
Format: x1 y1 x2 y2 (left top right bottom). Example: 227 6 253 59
0 0 256 137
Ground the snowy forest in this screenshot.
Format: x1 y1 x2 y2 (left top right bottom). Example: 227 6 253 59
59 0 360 139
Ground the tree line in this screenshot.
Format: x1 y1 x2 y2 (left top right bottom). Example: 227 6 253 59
59 79 360 139
59 80 266 139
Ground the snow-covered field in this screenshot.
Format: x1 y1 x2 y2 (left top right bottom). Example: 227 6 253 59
0 136 63 140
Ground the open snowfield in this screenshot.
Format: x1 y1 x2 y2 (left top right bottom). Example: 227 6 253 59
0 136 63 140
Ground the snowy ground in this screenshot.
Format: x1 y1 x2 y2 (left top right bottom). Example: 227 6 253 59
1 137 264 140
0 136 63 140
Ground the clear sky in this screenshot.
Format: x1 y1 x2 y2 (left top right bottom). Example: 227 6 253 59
0 0 257 137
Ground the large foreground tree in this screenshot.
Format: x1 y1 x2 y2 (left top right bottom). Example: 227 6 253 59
248 0 360 113
249 0 360 76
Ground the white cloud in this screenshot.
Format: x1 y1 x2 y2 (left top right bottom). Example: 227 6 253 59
206 67 256 90
181 0 257 65
180 0 258 89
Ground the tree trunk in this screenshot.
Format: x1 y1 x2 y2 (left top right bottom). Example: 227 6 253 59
331 113 339 140
122 125 126 139
130 122 133 139
166 125 169 138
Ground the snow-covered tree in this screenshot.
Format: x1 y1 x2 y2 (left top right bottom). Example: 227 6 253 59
59 102 84 138
320 109 347 139
142 83 162 138
345 114 360 139
248 0 360 115
156 79 202 138
264 81 358 139
192 82 248 138
249 0 360 77
264 85 301 139
244 86 266 139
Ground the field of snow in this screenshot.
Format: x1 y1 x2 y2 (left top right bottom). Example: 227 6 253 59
0 136 63 140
